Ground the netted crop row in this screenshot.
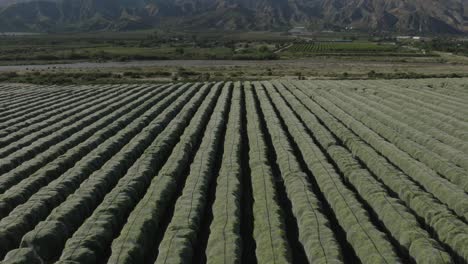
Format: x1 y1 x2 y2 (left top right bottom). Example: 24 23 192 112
420 84 468 101
0 85 134 147
0 85 168 190
408 87 468 105
154 84 232 264
294 81 468 219
274 80 453 263
0 84 177 217
0 86 85 121
0 87 75 119
0 88 66 116
0 85 143 154
0 83 37 92
373 85 468 134
0 84 42 94
0 84 38 96
0 89 49 107
392 80 468 125
388 85 468 115
240 82 291 263
319 89 468 191
0 85 104 128
339 86 468 160
389 79 468 101
0 84 118 135
0 84 155 172
256 81 344 263
349 88 468 154
363 83 468 143
0 80 466 264
0 89 24 101
259 81 400 264
0 83 194 259
372 81 468 124
108 83 223 264
205 82 243 263
1 83 208 263
381 92 468 142
284 80 468 262
54 82 212 264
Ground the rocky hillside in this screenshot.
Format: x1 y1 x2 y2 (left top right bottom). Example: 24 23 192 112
0 0 466 33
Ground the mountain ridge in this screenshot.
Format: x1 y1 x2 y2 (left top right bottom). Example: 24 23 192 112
0 0 467 33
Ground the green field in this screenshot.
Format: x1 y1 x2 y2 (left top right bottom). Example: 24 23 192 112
288 42 397 52
0 79 467 263
0 31 441 63
0 31 287 62
283 41 432 57
0 43 277 61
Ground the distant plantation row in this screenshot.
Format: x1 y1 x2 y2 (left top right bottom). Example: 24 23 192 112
289 42 396 51
284 42 433 57
0 79 467 263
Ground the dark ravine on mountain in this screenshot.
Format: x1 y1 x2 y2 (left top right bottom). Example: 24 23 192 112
0 0 467 33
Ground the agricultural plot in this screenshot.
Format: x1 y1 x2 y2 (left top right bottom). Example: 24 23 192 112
288 42 397 52
284 42 428 57
0 79 467 264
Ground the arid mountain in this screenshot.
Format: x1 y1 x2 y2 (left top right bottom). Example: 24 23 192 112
0 0 467 33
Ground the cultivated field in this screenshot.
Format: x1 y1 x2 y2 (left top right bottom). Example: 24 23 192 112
0 79 467 264
283 42 431 58
287 42 397 53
